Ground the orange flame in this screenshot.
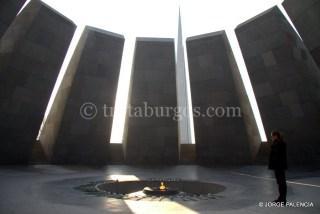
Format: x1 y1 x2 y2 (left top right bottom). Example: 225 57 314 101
159 182 166 191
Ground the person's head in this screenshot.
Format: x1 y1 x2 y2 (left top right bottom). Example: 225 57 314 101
271 131 282 141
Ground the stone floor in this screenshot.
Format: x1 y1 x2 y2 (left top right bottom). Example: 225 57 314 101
0 165 319 214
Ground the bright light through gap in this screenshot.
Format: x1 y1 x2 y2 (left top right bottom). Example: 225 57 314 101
110 37 135 143
37 25 85 140
226 29 268 142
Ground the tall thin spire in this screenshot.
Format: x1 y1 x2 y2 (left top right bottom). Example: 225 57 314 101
176 7 194 144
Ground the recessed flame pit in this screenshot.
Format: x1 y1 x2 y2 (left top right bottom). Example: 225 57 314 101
75 179 226 201
143 182 179 196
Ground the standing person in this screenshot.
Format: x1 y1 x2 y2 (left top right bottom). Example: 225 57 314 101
268 131 287 203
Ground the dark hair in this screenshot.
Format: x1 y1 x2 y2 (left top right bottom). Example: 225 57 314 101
271 131 282 139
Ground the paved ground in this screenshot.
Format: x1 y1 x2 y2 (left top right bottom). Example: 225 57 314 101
0 165 319 213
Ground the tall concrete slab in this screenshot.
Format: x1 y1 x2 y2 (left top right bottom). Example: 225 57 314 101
283 0 320 67
41 26 124 164
0 0 76 164
236 7 320 165
0 0 26 38
124 38 179 164
186 31 255 165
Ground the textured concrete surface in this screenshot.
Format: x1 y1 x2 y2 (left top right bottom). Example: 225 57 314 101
180 144 196 164
0 0 76 163
124 38 179 164
0 165 319 213
186 31 258 164
0 0 26 38
40 26 124 164
236 7 320 165
283 0 320 67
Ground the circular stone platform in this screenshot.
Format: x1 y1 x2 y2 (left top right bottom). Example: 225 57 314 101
75 179 225 201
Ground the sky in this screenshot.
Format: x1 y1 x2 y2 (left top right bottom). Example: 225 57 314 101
36 0 284 37
31 0 290 143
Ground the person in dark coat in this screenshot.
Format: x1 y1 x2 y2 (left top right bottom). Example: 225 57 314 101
268 131 287 203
